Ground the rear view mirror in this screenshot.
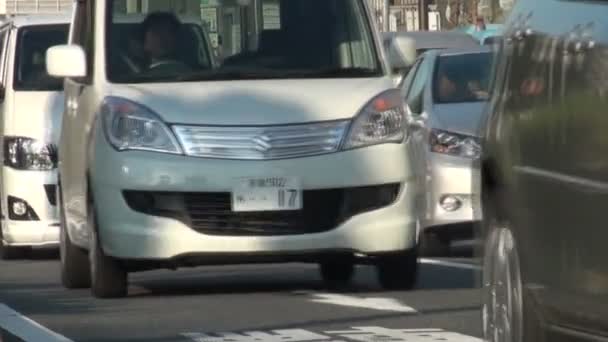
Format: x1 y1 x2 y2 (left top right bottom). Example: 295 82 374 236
388 36 416 71
46 45 87 78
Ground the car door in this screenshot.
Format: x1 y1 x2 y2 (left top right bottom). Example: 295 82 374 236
0 26 10 221
404 53 435 227
61 0 97 249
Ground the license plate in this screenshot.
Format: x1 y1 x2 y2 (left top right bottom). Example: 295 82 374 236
232 177 302 212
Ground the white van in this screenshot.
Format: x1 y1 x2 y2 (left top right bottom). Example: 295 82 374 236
47 0 417 298
0 15 70 259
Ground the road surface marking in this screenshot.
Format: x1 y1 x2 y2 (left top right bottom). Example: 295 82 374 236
183 326 483 342
420 258 482 270
0 303 72 342
309 293 417 312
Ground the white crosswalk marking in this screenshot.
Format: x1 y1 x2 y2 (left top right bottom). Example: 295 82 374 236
183 329 331 342
309 293 417 312
182 326 483 342
326 327 484 342
0 304 73 342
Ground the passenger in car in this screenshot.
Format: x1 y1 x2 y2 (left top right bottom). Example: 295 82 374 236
437 71 459 102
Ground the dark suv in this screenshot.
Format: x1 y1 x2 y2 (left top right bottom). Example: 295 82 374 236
480 0 608 341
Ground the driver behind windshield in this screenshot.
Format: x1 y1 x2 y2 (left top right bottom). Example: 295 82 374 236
141 11 191 75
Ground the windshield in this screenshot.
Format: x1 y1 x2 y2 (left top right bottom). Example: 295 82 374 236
106 0 381 83
14 24 69 91
432 52 493 104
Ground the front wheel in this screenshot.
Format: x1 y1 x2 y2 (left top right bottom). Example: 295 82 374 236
88 205 127 299
482 225 524 342
376 248 419 290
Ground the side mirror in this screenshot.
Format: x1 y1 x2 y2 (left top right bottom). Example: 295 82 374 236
388 36 416 71
46 45 87 78
407 110 428 129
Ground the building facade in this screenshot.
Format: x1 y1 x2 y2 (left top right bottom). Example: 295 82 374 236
0 0 72 18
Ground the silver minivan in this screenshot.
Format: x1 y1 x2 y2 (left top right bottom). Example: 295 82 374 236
47 0 417 298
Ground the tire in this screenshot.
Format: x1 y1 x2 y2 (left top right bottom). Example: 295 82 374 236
0 239 29 260
319 256 355 290
88 204 127 299
59 188 91 289
482 225 524 342
376 248 419 290
420 232 450 257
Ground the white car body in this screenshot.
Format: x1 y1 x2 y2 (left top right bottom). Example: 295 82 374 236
47 0 418 297
0 14 70 258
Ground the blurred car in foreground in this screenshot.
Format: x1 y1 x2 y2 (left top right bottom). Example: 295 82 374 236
480 0 608 340
401 46 493 256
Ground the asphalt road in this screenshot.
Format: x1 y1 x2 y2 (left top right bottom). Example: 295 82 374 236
0 250 482 342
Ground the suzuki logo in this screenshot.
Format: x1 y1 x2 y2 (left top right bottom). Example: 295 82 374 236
251 134 272 153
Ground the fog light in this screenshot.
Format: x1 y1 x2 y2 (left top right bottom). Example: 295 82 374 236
440 195 462 212
7 196 39 221
12 201 27 216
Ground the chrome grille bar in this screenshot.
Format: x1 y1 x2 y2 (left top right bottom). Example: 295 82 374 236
172 121 350 160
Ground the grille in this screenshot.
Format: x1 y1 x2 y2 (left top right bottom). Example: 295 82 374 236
172 121 349 160
123 184 400 236
44 184 57 206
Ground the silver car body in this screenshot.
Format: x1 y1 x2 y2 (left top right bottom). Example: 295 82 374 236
404 47 491 235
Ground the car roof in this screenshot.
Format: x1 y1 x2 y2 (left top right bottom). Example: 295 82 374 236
384 31 479 50
4 14 71 28
438 46 493 56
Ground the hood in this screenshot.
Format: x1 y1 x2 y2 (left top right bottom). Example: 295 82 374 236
431 101 488 137
108 78 393 125
9 91 65 144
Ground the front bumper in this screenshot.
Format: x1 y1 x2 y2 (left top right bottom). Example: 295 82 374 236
90 133 418 261
422 153 482 230
1 167 59 246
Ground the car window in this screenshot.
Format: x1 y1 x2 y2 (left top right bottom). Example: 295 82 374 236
432 52 493 104
13 25 69 91
106 0 382 83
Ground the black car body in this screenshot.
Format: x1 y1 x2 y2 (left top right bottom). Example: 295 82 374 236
480 0 608 341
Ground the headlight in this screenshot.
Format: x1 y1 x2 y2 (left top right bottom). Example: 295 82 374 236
429 129 481 159
343 89 406 149
100 97 182 154
3 137 57 170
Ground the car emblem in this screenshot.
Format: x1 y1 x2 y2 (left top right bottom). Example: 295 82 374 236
252 134 272 153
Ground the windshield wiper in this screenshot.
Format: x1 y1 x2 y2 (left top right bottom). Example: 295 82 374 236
176 67 381 82
289 67 381 78
112 66 382 83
